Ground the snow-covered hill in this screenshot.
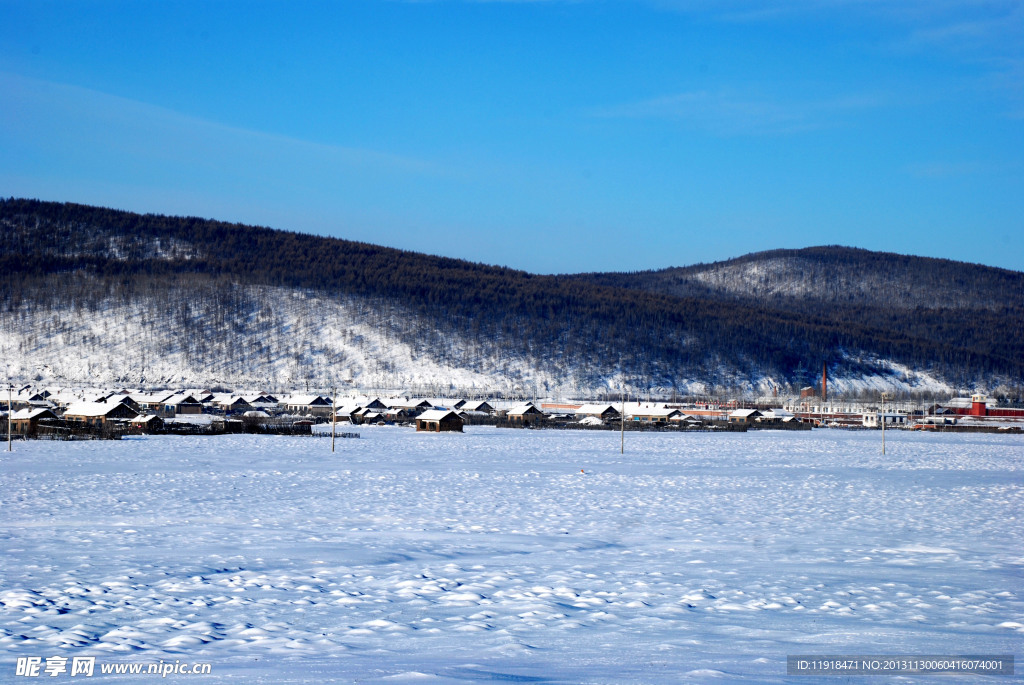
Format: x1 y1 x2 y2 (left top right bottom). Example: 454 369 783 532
577 246 1024 310
0 277 965 397
2 199 1020 397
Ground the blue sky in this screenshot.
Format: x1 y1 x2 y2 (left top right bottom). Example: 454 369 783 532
1 0 1022 274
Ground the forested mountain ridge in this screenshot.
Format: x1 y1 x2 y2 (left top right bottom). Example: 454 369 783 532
571 246 1023 311
1 198 1020 396
571 247 1024 392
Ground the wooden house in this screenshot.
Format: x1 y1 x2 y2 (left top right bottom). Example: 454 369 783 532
211 395 252 413
415 409 464 433
630 407 682 424
162 393 203 415
129 414 164 433
506 404 546 427
63 401 138 427
350 397 389 411
10 408 59 434
352 407 386 424
109 395 142 412
460 400 494 414
576 404 622 421
130 393 175 412
10 390 48 411
282 395 334 417
759 408 795 423
188 390 216 403
728 409 762 423
388 399 433 415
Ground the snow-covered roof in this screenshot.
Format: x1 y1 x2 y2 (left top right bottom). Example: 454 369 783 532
165 415 215 426
282 395 330 406
761 408 794 419
130 393 174 404
11 408 56 420
388 398 433 409
14 391 47 402
417 409 462 422
507 403 543 415
576 404 620 415
630 407 680 418
348 396 387 407
63 402 135 418
185 390 215 401
460 400 493 412
422 398 460 408
212 394 250 405
729 409 761 418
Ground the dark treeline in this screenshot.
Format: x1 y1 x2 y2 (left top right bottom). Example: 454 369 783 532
574 247 1024 382
2 198 1021 388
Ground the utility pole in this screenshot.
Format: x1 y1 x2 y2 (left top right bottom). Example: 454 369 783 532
6 362 11 452
331 387 336 453
881 391 893 455
620 382 625 455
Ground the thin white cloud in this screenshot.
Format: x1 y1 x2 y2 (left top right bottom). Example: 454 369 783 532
0 71 435 178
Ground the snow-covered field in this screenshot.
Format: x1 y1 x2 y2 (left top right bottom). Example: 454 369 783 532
1 428 1021 683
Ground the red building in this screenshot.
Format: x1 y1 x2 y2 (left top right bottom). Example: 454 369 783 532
943 395 1024 418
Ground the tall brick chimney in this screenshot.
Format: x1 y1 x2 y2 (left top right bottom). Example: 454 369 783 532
821 361 827 404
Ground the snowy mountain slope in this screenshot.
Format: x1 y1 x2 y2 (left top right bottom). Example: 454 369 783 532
0 276 966 397
1 199 1020 395
575 246 1024 310
0 281 526 394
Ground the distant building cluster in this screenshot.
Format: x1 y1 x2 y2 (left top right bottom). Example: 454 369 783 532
2 386 1021 438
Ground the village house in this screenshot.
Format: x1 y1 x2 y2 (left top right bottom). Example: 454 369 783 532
186 390 216 403
242 394 280 411
211 395 252 413
349 407 386 424
333 401 362 421
415 409 464 433
576 404 622 421
759 408 796 423
387 399 433 415
334 404 362 423
45 391 85 411
383 406 421 422
129 414 164 433
460 400 494 414
862 412 908 428
62 401 138 427
161 393 203 415
130 393 176 413
9 390 50 411
103 394 142 412
281 395 334 417
630 407 683 424
505 403 547 427
728 408 763 423
423 398 465 410
10 408 59 435
349 396 389 411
